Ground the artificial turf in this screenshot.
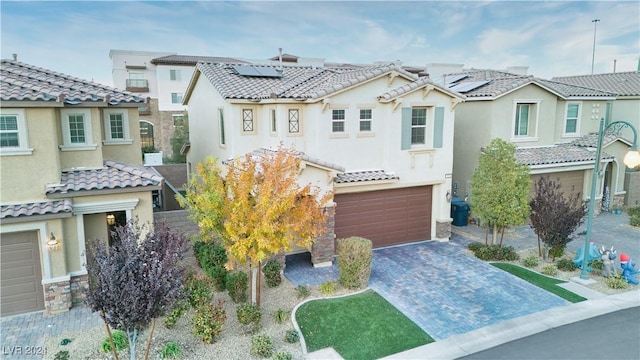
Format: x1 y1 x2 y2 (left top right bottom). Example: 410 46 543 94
295 289 434 360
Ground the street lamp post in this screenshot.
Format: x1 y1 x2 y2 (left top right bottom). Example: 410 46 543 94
580 118 640 280
591 19 600 75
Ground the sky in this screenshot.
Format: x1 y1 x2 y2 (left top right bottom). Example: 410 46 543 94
1 1 638 88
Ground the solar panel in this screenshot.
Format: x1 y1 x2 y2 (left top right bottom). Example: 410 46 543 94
432 74 469 86
232 65 282 78
448 80 490 93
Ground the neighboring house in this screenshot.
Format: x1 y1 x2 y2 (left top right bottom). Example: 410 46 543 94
183 62 465 266
109 50 246 157
439 67 635 210
0 59 162 316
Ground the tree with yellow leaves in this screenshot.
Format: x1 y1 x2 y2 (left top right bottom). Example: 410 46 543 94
179 146 332 305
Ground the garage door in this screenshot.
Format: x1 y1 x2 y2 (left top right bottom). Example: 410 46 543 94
530 171 585 199
1 231 45 316
335 186 432 248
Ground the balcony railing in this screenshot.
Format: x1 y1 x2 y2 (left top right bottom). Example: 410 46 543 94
126 79 149 92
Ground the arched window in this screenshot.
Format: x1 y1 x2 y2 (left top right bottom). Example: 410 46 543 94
139 121 154 149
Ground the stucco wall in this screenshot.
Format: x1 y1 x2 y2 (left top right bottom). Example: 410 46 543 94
102 107 144 165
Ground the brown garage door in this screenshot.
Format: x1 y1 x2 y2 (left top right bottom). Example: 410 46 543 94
1 231 45 316
530 171 585 199
335 186 432 248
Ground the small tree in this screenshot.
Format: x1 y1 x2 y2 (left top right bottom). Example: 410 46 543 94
470 138 530 245
85 220 188 360
179 145 332 305
529 176 587 260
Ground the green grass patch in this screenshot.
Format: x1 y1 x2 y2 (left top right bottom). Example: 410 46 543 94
491 262 586 303
295 290 433 360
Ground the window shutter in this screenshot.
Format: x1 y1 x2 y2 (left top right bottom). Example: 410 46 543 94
433 107 444 148
605 102 611 125
401 107 411 150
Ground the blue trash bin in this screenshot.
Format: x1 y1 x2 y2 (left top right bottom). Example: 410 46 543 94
452 201 470 226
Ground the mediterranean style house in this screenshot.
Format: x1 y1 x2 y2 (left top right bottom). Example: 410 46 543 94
0 58 162 316
183 61 465 266
437 66 636 210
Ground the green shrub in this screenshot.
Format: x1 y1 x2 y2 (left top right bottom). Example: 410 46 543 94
541 265 558 277
100 330 128 353
273 351 293 360
556 258 578 271
274 308 289 324
207 267 228 292
467 242 483 252
471 244 519 261
192 300 226 344
296 285 309 299
251 334 274 358
54 351 70 360
548 246 565 261
337 236 373 289
185 274 213 307
193 241 228 291
628 205 640 217
319 281 338 295
285 329 300 343
163 300 190 329
263 259 282 288
237 303 261 333
226 271 248 303
631 215 640 227
522 255 539 268
605 274 629 289
159 342 181 359
589 259 604 275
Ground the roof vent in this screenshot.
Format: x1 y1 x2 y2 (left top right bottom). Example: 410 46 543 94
12 53 17 61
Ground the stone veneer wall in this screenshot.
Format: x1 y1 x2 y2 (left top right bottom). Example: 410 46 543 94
44 280 71 315
435 219 452 240
70 274 89 306
311 205 336 266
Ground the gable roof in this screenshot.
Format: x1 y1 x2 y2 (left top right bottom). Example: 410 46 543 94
1 199 72 220
45 160 163 196
436 68 614 100
1 59 145 105
188 62 419 102
377 76 465 102
551 71 640 97
150 55 247 66
515 144 614 167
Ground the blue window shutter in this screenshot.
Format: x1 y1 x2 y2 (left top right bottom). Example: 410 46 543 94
605 102 611 125
433 107 444 148
401 107 411 150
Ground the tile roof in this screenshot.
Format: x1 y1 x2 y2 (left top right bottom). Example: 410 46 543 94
437 69 614 99
195 62 418 101
1 60 145 105
570 132 622 148
334 170 399 184
515 144 614 166
150 55 247 66
224 148 345 172
551 72 640 96
1 199 72 219
45 160 163 195
378 76 465 101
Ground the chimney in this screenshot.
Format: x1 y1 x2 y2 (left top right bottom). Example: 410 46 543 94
12 53 17 61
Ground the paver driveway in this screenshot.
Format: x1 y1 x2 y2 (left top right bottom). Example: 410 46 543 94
285 240 569 340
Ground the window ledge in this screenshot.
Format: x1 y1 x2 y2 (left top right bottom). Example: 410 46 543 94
329 133 349 139
0 148 34 156
59 144 98 151
287 132 303 137
103 139 133 145
510 137 539 143
561 133 580 139
356 132 375 138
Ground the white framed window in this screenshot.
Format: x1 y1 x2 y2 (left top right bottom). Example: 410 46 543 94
411 108 427 145
564 102 581 135
172 114 185 127
60 108 96 151
169 69 181 81
288 108 301 135
0 108 32 156
511 100 540 141
242 108 255 133
127 72 147 88
359 109 372 132
171 93 183 104
270 109 277 133
331 109 345 133
218 108 226 146
103 109 132 144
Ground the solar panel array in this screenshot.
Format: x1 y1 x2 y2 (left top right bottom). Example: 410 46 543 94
232 65 283 78
448 80 490 93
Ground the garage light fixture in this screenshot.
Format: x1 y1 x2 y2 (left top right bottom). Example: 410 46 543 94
47 232 60 250
106 214 116 225
446 190 452 202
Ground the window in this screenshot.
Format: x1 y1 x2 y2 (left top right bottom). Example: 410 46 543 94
172 114 185 127
60 109 96 150
411 108 427 145
171 93 183 104
514 104 530 136
271 109 277 133
103 109 131 144
242 109 254 132
169 69 181 81
331 109 345 133
0 109 31 155
139 121 154 149
288 109 300 133
359 109 372 132
127 72 147 88
511 101 540 141
218 108 226 145
564 103 580 134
